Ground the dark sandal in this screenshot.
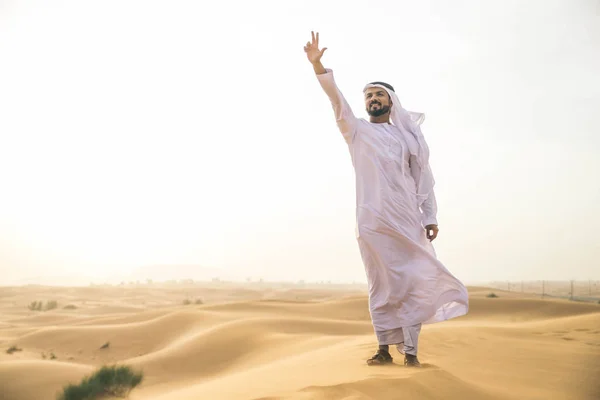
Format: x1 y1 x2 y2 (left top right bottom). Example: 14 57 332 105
366 349 393 366
404 354 421 367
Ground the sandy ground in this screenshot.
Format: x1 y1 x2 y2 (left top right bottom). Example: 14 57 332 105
1 283 599 400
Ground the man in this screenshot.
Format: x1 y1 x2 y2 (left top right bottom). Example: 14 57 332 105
304 32 469 367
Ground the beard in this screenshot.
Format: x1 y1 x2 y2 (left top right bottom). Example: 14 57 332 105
366 101 391 117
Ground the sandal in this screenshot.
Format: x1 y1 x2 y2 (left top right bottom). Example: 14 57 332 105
366 349 393 366
404 354 421 367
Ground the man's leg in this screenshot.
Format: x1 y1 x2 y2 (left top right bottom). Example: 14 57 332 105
367 326 406 366
402 323 422 355
402 323 422 367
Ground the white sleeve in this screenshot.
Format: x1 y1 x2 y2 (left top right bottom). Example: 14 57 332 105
409 155 438 226
316 69 359 144
420 189 438 227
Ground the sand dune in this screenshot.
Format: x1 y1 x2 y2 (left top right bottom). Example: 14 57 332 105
1 285 599 400
258 369 507 400
0 360 93 400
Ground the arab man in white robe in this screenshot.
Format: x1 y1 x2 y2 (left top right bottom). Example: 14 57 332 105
304 32 469 367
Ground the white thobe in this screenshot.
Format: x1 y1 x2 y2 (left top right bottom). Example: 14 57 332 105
317 70 469 345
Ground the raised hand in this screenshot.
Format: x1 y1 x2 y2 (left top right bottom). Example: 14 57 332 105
304 31 327 65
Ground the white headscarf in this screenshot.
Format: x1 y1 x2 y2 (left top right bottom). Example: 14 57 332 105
363 83 435 206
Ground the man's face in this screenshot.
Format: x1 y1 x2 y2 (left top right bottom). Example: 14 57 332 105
364 87 392 117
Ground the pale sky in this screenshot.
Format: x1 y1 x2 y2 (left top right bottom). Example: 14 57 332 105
1 0 599 286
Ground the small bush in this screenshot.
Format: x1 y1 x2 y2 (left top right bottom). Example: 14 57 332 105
64 305 77 310
50 352 57 360
45 300 58 311
42 352 47 359
195 299 204 305
28 300 59 311
57 365 143 400
6 345 22 354
182 299 191 305
486 293 499 298
100 342 110 350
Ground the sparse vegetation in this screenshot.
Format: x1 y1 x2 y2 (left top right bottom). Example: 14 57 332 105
6 345 22 354
28 300 59 311
486 293 499 298
183 298 203 305
64 304 77 310
57 365 143 400
100 342 110 350
42 352 47 359
50 352 57 360
46 300 58 310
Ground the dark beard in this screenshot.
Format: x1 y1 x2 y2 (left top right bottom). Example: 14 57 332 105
367 104 390 117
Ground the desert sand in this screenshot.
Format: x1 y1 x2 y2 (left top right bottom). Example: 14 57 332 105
1 283 599 400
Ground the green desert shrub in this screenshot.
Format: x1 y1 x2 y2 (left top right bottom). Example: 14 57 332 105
45 300 58 310
28 300 59 311
63 304 77 310
486 292 499 298
6 345 22 354
57 365 143 400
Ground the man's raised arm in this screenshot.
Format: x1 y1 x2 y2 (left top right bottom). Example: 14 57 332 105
304 32 358 144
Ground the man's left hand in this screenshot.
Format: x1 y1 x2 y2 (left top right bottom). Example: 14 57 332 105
425 224 439 241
